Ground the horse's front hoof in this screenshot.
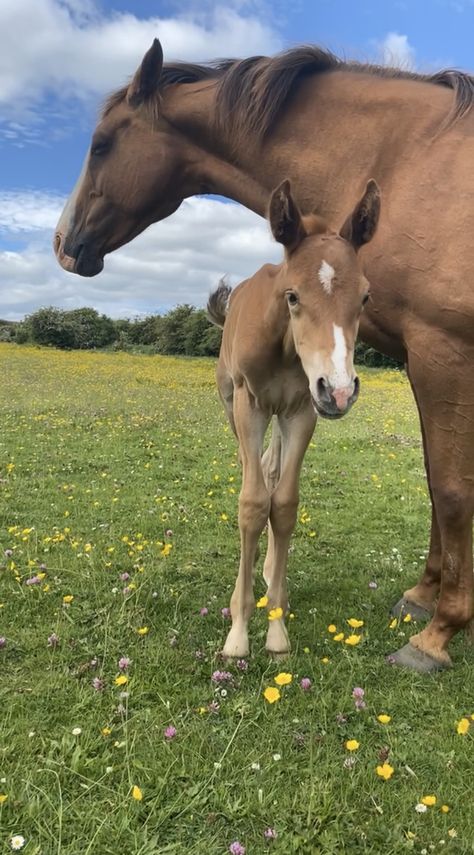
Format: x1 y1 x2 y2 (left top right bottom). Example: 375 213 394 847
386 642 450 673
390 597 433 622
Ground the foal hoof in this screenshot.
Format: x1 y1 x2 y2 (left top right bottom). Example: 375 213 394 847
390 597 432 622
268 650 290 662
386 642 449 674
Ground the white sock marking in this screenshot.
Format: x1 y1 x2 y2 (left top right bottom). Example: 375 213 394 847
318 260 335 294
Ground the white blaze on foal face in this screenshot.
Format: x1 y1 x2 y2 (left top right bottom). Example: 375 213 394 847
330 324 352 388
318 260 335 294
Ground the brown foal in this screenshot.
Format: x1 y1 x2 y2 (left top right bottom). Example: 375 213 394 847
207 180 380 657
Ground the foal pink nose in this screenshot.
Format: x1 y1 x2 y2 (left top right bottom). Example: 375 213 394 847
333 386 354 411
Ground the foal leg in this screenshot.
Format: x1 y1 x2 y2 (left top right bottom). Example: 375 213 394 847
222 386 271 658
265 405 317 655
261 417 282 587
390 340 474 672
392 393 441 621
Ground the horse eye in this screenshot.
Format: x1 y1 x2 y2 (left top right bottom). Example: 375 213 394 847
286 291 299 307
90 141 110 157
362 293 370 306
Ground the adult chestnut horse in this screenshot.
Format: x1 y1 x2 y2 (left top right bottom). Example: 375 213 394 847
54 39 474 673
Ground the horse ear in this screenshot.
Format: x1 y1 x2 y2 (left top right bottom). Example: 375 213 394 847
268 180 305 252
127 39 164 107
340 179 381 250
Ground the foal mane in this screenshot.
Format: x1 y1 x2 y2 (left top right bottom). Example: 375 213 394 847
103 45 474 142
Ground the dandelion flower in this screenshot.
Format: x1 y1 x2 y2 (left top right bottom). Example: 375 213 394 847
456 717 470 735
114 675 128 686
263 687 281 704
137 626 149 636
268 607 283 621
132 785 143 801
345 634 362 646
274 672 292 686
10 836 25 851
376 763 394 780
256 596 268 608
421 795 436 807
377 714 391 724
345 739 360 751
347 618 364 629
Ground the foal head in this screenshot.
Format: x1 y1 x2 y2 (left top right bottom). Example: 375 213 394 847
269 179 380 418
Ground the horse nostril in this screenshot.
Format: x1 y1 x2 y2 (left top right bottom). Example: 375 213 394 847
54 233 62 254
353 376 360 396
317 377 329 398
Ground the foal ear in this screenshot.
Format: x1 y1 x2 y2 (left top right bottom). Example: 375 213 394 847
340 179 381 250
268 180 305 252
127 38 164 107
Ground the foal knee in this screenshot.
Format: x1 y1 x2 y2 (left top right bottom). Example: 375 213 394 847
432 483 474 529
270 490 299 537
239 490 270 532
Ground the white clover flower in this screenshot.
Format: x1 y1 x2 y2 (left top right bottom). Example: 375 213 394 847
415 803 427 813
71 727 82 736
10 835 26 851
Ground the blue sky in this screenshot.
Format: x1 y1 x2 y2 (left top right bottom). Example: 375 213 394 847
0 0 473 319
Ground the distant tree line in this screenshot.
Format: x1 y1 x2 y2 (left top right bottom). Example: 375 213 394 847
1 306 401 368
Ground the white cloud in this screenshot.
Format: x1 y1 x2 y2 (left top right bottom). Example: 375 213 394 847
0 0 281 112
379 32 416 69
0 193 281 320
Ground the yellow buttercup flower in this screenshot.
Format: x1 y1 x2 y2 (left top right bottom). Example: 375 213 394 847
376 763 394 780
0 794 8 805
333 632 345 642
101 727 112 737
115 675 128 686
345 739 360 751
377 714 391 724
63 594 74 604
321 657 330 664
263 686 281 704
456 717 470 735
421 795 436 807
441 805 450 813
256 595 268 608
327 624 337 633
137 626 149 636
347 618 364 629
403 613 412 623
132 785 143 801
161 543 172 557
274 672 292 686
268 607 283 621
388 618 397 629
345 634 362 646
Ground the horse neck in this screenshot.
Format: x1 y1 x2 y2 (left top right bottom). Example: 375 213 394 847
165 71 452 221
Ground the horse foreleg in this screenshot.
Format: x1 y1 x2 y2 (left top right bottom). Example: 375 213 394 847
222 386 271 658
265 405 316 656
261 417 282 587
389 340 474 672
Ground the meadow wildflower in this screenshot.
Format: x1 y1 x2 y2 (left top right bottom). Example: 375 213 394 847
10 836 25 851
47 632 59 647
264 827 277 839
132 785 143 801
347 618 364 628
345 634 362 646
0 794 8 804
441 805 450 813
118 656 131 671
221 607 231 618
236 659 248 671
268 607 283 621
376 763 394 780
63 595 74 604
421 795 436 806
456 717 470 735
345 740 360 751
274 672 292 686
327 624 337 633
368 581 378 589
272 753 282 761
71 727 82 736
114 675 128 686
333 632 345 642
119 572 130 581
25 575 41 586
92 677 105 692
200 607 209 616
300 677 311 691
415 803 428 813
137 626 149 635
0 637 7 648
377 714 391 724
256 596 268 608
229 842 245 855
211 670 233 684
164 725 177 740
264 687 281 704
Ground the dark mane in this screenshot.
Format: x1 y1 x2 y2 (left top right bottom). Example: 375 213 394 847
103 45 474 140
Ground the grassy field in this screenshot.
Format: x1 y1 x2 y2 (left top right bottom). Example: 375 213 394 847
0 343 472 855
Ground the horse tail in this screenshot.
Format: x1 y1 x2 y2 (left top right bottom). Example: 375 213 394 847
207 277 232 328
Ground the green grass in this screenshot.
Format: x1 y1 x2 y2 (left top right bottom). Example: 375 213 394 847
0 344 472 855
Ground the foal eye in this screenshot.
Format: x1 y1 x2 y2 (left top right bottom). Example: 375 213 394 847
286 291 299 307
362 293 370 307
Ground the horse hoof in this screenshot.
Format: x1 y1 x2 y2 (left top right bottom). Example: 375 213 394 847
390 597 432 622
268 650 290 661
386 642 449 673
